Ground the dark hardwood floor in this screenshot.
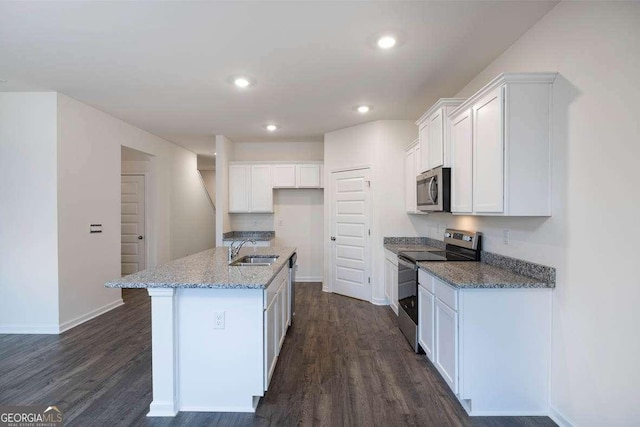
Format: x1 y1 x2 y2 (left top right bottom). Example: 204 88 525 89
0 284 556 427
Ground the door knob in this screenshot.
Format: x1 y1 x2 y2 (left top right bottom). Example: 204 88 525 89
331 236 336 241
138 235 144 240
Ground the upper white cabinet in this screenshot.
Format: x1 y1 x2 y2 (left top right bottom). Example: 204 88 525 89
272 164 297 188
416 98 465 173
450 108 473 213
270 163 324 189
297 164 322 188
229 164 273 213
449 73 556 216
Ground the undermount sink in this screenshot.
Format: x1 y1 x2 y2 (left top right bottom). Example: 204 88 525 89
229 255 279 267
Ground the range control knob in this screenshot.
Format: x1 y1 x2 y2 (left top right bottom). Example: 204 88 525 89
444 232 451 238
463 236 472 242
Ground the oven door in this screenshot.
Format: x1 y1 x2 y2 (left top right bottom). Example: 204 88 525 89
397 256 418 324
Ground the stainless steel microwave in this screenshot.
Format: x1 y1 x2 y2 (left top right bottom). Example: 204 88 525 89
417 166 451 212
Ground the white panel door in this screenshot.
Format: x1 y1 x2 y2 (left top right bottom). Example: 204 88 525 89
451 109 473 213
250 165 273 212
428 109 444 169
121 175 145 276
229 165 250 212
435 299 458 394
330 168 371 302
418 285 435 362
405 148 416 212
272 164 296 188
297 164 321 188
473 87 504 213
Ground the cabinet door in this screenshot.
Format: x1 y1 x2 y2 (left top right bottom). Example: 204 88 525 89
450 109 473 213
278 281 287 351
390 262 398 315
435 299 458 394
428 109 444 170
229 165 250 212
418 286 435 362
418 123 429 174
405 148 416 213
473 87 504 213
297 164 321 188
384 259 392 302
414 145 422 178
250 165 273 212
272 164 296 188
264 298 278 390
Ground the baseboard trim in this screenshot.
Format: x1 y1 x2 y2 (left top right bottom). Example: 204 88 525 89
0 323 60 334
58 299 124 333
549 404 575 427
179 404 257 413
467 410 549 416
371 297 388 306
147 400 178 417
295 276 323 283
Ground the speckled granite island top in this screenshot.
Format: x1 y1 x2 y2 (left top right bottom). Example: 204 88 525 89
417 261 554 289
384 244 442 254
105 246 296 289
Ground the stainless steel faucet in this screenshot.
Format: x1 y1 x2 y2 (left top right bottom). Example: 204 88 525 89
228 239 256 262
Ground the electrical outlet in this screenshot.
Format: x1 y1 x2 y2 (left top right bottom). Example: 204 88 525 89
213 311 225 329
503 230 510 245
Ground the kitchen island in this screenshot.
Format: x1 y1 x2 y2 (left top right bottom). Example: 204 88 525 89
106 246 296 417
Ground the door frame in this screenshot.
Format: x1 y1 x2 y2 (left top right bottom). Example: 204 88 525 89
121 172 150 273
325 165 373 302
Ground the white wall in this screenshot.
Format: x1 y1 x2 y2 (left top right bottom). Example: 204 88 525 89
231 141 323 161
215 135 234 246
0 93 60 333
324 120 417 302
56 94 215 329
409 2 640 424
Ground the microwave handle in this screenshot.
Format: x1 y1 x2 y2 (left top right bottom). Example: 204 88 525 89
428 176 436 204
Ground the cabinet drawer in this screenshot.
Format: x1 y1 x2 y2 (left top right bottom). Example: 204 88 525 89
435 278 458 311
418 268 434 293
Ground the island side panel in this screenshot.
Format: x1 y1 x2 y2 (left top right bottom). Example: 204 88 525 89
147 288 179 417
176 288 265 412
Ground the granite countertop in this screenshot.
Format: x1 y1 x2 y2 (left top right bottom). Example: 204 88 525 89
105 246 296 289
417 261 554 289
384 244 442 255
223 231 275 242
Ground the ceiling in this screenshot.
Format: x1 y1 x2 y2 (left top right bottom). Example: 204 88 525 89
0 1 558 155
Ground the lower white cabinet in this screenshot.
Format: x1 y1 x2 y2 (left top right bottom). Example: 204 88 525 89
417 267 552 416
434 298 458 394
417 285 434 361
263 265 290 391
383 249 398 314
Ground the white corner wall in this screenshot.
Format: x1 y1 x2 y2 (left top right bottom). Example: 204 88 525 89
0 93 60 333
215 135 234 246
56 94 215 330
324 120 417 301
410 2 640 425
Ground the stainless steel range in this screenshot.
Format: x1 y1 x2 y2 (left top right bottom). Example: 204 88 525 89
397 229 482 352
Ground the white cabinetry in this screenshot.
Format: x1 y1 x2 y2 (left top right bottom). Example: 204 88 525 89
383 249 398 315
449 73 556 216
450 108 473 213
229 164 273 213
417 267 552 416
272 164 297 188
264 264 291 390
416 98 465 173
297 164 322 188
404 139 425 214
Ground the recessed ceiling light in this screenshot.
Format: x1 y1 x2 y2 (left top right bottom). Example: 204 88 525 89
357 105 371 114
266 124 278 132
228 75 255 88
377 36 397 49
214 152 217 156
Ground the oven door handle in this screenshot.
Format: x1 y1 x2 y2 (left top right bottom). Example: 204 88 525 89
397 256 417 271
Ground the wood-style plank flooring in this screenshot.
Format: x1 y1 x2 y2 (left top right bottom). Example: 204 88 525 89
0 284 556 426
